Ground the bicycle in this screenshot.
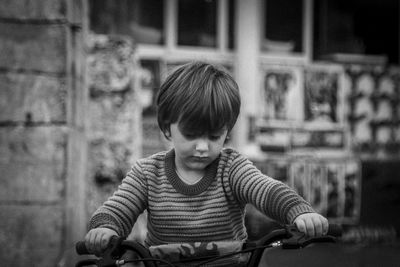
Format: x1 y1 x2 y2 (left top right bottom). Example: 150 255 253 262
75 224 342 267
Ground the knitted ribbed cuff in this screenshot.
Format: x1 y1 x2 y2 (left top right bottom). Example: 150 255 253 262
287 204 315 224
89 213 125 237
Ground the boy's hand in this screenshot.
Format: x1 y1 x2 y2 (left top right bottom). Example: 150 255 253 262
85 228 118 255
293 213 329 237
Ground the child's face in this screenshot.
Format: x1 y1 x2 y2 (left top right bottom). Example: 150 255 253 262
169 123 228 172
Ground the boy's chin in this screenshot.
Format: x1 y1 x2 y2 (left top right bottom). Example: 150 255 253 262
186 161 211 170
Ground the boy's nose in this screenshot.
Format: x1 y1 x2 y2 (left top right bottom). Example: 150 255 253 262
195 139 209 152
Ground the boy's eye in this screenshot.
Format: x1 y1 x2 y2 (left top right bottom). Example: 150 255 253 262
183 133 197 140
209 135 222 141
183 133 221 141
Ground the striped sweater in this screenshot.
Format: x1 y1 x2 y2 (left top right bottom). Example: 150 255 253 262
89 148 314 246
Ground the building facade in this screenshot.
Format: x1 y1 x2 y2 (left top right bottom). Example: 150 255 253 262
0 0 399 266
90 0 400 227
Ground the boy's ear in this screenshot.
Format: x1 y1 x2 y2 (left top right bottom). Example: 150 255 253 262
224 133 231 145
163 127 171 140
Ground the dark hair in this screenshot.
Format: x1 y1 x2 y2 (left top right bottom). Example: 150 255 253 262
157 61 241 139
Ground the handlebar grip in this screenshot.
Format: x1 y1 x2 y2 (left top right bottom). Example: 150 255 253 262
75 236 123 256
75 241 90 255
327 224 343 237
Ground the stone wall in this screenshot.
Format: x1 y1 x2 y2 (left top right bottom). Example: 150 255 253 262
0 1 88 266
0 1 144 265
85 33 142 221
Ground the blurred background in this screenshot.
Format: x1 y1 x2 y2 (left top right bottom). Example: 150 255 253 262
0 0 399 266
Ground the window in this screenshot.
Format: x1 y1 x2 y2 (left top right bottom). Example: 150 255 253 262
262 0 304 54
177 0 217 47
228 0 236 50
89 0 235 55
89 0 164 45
313 0 399 64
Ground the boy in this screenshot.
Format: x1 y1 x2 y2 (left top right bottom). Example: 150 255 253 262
85 61 328 264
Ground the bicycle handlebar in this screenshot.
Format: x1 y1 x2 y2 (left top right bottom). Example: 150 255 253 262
325 223 342 237
246 223 342 266
75 223 342 267
76 236 123 256
75 240 90 255
76 236 157 267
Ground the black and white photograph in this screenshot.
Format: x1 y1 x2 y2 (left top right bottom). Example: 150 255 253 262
1 0 399 266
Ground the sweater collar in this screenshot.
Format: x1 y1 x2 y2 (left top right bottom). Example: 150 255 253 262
165 149 219 196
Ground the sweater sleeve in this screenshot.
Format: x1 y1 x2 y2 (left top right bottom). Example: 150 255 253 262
228 154 314 224
89 161 148 237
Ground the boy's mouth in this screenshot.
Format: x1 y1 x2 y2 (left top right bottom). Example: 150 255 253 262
191 156 209 162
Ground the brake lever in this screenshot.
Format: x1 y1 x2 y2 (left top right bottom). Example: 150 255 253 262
75 236 126 267
97 236 126 267
281 225 337 249
75 258 100 267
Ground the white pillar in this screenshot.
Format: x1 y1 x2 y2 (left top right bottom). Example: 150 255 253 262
232 0 261 151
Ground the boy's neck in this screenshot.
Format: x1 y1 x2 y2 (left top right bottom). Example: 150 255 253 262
174 160 205 183
164 149 219 196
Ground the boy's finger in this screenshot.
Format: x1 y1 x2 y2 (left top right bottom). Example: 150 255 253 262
323 218 329 235
100 234 110 251
87 231 98 253
94 232 105 254
295 219 306 234
312 216 323 236
305 220 315 237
